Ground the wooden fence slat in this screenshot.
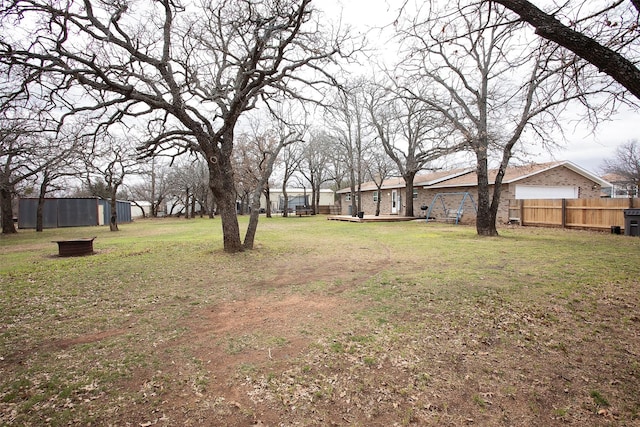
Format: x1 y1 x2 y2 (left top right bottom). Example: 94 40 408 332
519 198 637 231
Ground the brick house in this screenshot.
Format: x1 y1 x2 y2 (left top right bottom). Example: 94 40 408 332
337 161 611 223
337 169 470 217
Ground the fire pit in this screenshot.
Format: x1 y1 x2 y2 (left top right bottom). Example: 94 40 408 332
53 237 96 257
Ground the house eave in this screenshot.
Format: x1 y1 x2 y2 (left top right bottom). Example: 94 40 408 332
420 169 475 188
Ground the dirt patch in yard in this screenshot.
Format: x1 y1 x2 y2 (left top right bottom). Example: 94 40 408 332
102 279 640 427
107 292 358 426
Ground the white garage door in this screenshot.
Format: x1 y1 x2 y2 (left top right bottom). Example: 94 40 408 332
515 185 578 199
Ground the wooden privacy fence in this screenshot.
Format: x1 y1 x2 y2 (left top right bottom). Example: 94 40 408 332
509 198 639 231
317 205 341 214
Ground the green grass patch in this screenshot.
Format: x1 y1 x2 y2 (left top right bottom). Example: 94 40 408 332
590 390 610 408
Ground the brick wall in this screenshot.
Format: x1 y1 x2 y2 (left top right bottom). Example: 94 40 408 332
340 165 602 221
340 189 402 216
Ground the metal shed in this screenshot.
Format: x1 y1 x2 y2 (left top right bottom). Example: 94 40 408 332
18 198 132 229
275 194 310 212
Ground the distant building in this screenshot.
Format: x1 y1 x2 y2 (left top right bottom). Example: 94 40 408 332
261 188 335 213
601 173 638 198
18 197 132 229
130 201 153 218
337 161 611 222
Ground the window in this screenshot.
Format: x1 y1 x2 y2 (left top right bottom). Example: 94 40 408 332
413 188 418 199
345 193 351 202
373 191 379 202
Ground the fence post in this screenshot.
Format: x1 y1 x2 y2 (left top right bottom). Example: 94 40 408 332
561 199 567 228
520 199 525 226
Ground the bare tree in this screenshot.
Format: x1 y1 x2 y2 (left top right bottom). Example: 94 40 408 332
1 123 21 232
490 0 640 101
233 132 263 216
85 133 142 231
0 0 349 252
325 142 350 211
0 60 69 233
0 119 36 233
129 158 173 218
365 148 397 216
276 139 305 217
33 132 84 231
394 1 603 234
191 161 212 218
237 118 302 249
367 82 455 218
602 139 640 192
299 131 333 214
0 116 78 233
165 156 208 219
326 80 373 217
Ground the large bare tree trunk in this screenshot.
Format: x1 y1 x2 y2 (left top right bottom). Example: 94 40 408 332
264 187 272 218
208 143 243 252
184 187 190 220
282 186 289 217
1 188 16 234
349 168 357 217
215 188 242 252
109 190 119 232
36 175 49 232
244 189 262 249
403 171 417 217
212 187 244 253
475 145 499 236
190 190 196 218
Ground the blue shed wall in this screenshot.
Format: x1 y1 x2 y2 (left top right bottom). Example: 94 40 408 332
18 198 132 229
99 200 132 224
17 199 38 229
18 199 59 229
58 198 98 227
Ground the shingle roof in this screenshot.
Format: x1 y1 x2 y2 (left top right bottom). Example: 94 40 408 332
336 168 472 194
601 173 634 184
337 161 610 193
428 161 610 188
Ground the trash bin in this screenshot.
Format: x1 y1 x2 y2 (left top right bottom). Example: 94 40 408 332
623 209 640 236
357 211 364 219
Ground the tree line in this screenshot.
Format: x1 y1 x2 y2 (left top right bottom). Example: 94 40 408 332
1 0 638 252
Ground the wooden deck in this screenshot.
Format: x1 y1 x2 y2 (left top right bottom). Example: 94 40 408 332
327 215 417 223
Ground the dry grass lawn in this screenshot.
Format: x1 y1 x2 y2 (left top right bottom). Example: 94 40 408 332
1 216 639 426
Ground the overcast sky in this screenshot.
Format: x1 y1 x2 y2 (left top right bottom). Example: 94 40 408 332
320 0 639 176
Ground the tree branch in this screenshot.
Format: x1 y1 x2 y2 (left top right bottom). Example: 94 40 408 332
490 0 640 99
